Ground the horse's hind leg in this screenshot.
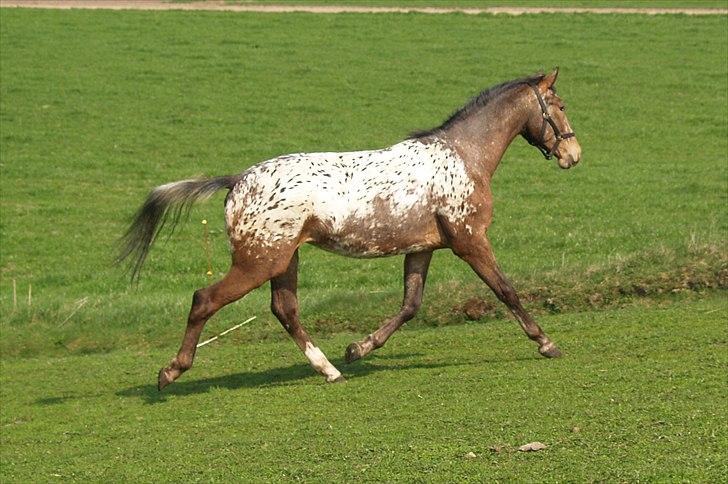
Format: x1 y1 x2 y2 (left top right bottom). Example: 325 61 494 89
158 248 293 390
270 250 344 383
345 251 433 363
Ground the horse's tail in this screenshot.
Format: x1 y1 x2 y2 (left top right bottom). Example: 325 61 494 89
117 175 241 281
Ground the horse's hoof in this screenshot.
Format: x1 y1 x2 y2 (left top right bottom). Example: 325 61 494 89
329 375 347 383
539 343 563 358
157 367 174 391
345 342 362 364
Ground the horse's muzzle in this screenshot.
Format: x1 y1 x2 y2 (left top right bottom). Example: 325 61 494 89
558 155 577 169
557 141 581 169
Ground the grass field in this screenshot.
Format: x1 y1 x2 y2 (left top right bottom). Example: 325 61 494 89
217 1 728 9
2 296 726 481
1 8 725 356
0 7 726 481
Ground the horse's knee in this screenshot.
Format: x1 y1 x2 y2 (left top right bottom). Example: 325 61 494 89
400 301 421 321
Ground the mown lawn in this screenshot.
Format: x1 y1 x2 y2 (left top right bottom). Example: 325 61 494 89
1 296 726 481
1 8 725 356
0 8 726 481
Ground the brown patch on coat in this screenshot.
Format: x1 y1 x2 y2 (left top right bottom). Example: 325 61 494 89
309 196 445 257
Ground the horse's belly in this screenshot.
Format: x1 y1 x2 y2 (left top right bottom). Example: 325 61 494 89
309 211 443 258
309 237 438 258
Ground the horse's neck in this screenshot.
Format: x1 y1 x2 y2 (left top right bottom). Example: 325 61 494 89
443 90 530 179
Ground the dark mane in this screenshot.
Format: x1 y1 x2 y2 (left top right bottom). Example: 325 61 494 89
410 73 545 139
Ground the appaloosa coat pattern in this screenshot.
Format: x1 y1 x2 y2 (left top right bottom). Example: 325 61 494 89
225 139 475 258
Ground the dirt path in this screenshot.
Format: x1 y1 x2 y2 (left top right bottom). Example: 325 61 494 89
0 1 725 15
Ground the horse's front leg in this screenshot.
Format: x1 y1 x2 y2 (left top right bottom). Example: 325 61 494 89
345 251 433 363
451 234 562 358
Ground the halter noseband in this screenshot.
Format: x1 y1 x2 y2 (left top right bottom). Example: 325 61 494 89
525 83 575 160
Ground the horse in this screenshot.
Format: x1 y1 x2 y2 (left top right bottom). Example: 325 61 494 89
118 68 581 389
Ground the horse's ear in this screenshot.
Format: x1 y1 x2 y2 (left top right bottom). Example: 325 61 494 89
538 67 559 92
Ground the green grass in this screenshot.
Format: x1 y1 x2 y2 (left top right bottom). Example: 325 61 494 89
0 9 726 480
217 0 728 9
1 8 726 357
2 295 726 481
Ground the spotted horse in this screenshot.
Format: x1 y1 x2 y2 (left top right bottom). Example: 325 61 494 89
118 69 582 389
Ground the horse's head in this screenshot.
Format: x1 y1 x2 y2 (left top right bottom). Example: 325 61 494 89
522 68 581 169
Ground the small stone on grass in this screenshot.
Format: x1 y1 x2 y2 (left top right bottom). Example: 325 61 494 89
518 442 547 452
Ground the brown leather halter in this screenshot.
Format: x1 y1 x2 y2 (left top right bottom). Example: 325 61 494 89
524 83 576 160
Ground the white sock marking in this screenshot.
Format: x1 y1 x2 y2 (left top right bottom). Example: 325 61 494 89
304 342 342 382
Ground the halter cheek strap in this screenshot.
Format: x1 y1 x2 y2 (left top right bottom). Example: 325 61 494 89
526 83 575 160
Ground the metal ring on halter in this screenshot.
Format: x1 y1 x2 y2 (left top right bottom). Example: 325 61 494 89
525 83 575 160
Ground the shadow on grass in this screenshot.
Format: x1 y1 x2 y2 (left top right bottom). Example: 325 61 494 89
28 351 539 407
115 352 468 405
